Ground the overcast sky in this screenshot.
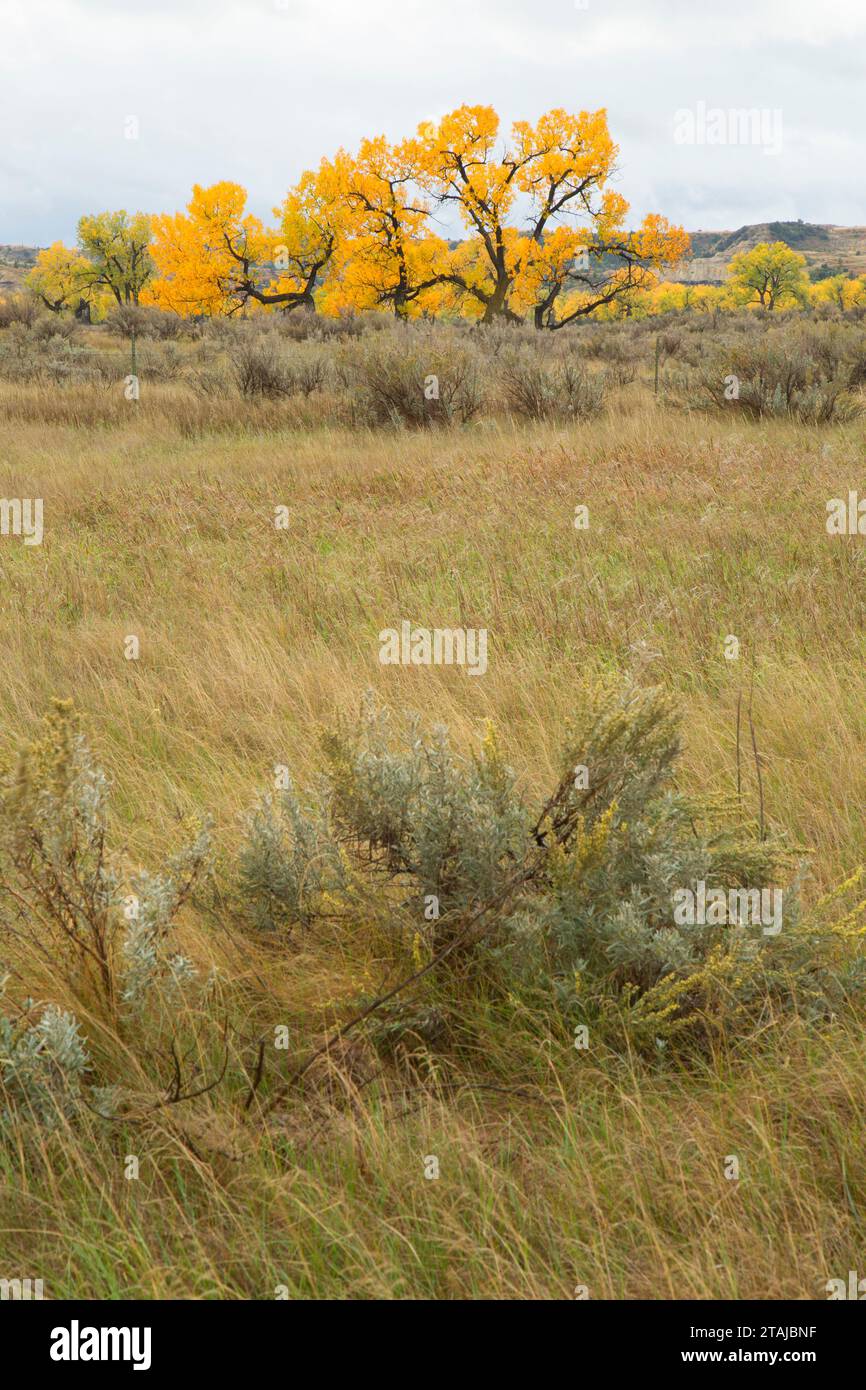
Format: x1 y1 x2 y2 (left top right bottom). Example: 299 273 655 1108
1 0 863 245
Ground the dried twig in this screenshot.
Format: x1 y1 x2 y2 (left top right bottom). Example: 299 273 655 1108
257 867 533 1120
243 1038 267 1111
748 662 765 840
735 688 742 808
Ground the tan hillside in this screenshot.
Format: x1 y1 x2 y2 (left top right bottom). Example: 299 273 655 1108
673 221 866 283
0 244 39 296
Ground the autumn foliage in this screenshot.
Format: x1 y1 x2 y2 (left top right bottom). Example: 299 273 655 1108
27 105 690 328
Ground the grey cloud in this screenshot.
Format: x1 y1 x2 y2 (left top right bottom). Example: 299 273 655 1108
0 0 862 243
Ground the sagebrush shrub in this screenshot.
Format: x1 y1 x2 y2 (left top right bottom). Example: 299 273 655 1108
31 314 77 343
237 687 815 1049
228 334 332 400
104 304 195 340
322 699 526 930
0 700 210 1014
0 292 40 328
690 324 864 422
0 994 89 1128
231 336 292 398
238 777 343 931
496 346 604 420
339 327 483 426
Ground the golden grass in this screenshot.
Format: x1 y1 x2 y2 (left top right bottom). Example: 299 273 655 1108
1 381 864 878
1 378 865 1298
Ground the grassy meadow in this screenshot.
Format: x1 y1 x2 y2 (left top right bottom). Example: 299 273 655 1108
1 313 866 1299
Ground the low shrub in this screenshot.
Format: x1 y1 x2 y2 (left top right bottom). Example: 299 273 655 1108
227 334 333 400
104 304 197 341
3 689 866 1139
339 327 483 426
31 314 78 343
679 322 866 422
0 700 210 1018
0 324 98 385
0 996 90 1129
234 686 861 1055
497 346 605 419
0 293 40 329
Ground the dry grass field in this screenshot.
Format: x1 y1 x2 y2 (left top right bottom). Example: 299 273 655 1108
2 320 866 1299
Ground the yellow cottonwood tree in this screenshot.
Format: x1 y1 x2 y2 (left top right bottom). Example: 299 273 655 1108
149 169 344 317
142 105 689 327
322 136 450 318
270 157 347 311
411 105 529 323
146 182 266 315
810 274 866 311
77 211 155 305
412 105 689 327
727 241 809 310
26 242 93 314
641 280 727 315
519 206 690 328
